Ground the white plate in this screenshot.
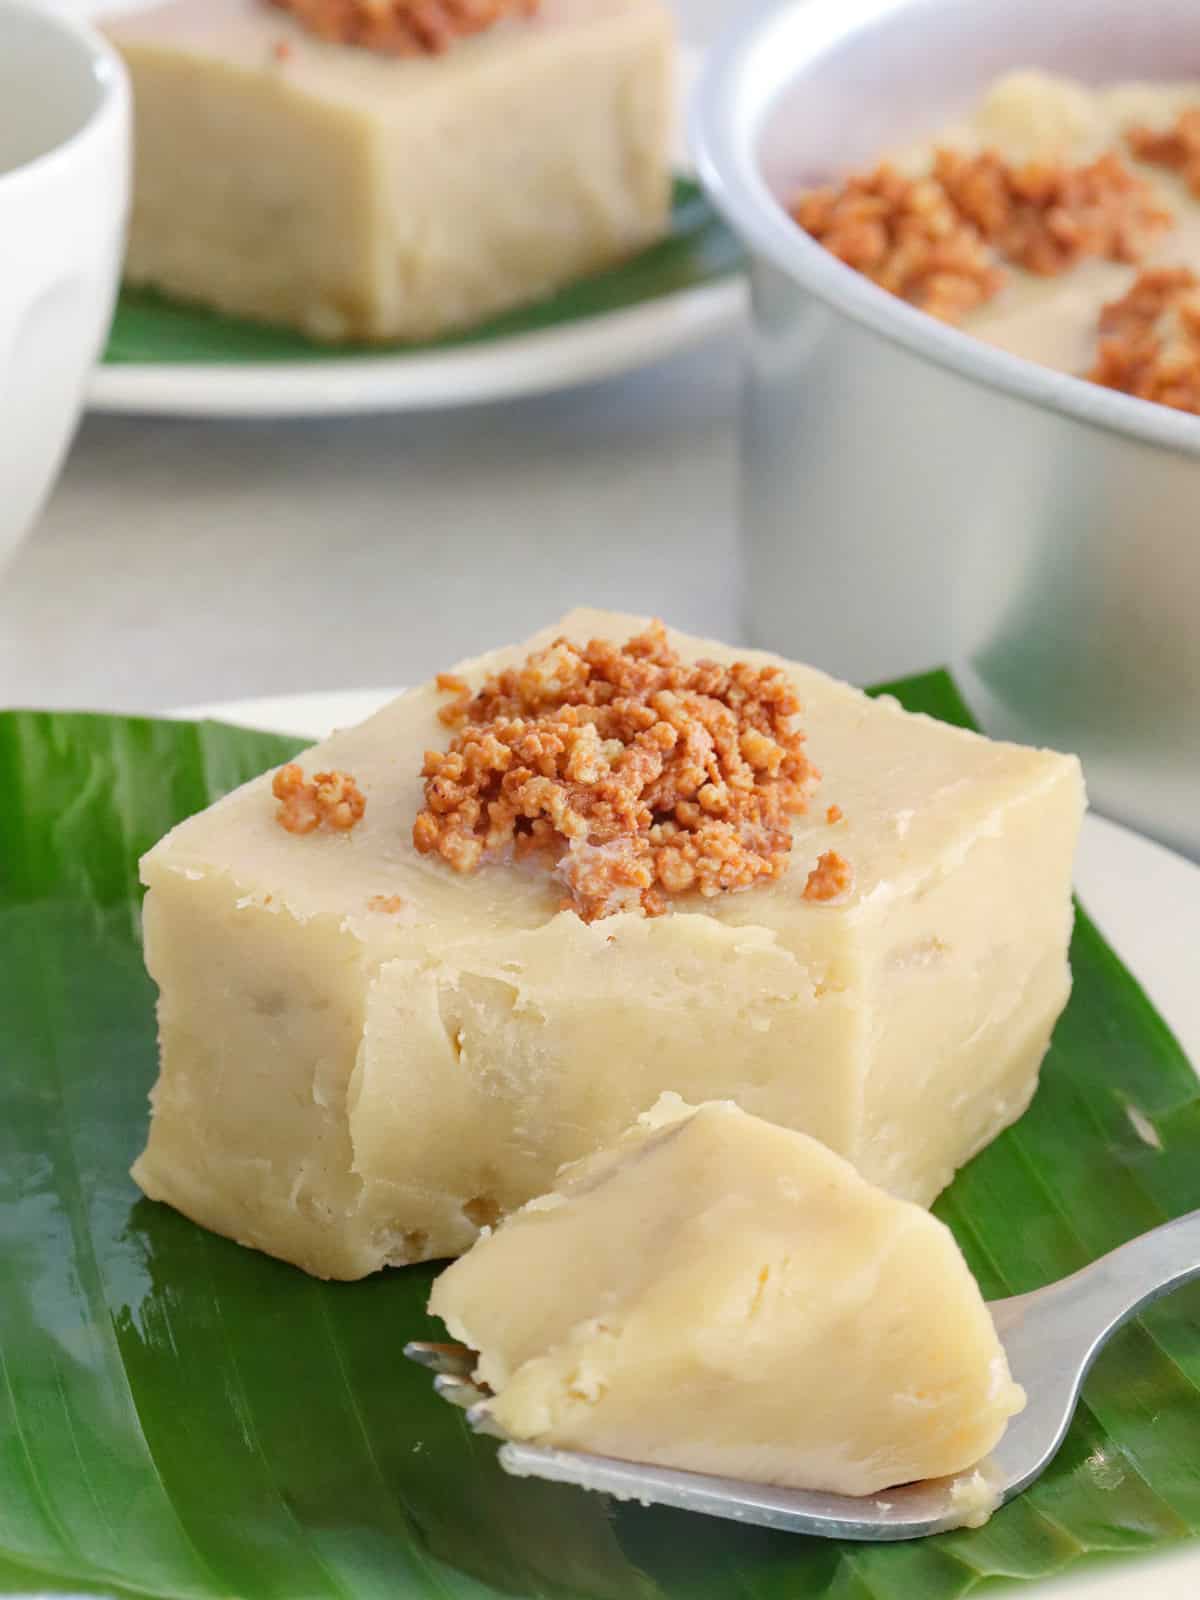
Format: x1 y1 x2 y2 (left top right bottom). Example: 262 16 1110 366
78 18 746 418
87 278 746 417
177 687 1200 1599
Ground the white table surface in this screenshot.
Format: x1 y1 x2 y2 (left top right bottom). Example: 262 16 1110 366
0 0 744 716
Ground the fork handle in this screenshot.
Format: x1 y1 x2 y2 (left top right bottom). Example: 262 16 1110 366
1078 1207 1200 1333
993 1207 1200 1353
987 1206 1200 1496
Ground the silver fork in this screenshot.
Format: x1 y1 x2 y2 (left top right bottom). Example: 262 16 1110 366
406 1209 1200 1540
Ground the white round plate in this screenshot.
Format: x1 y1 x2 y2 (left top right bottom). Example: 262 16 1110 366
77 14 746 418
87 278 746 417
177 687 1200 1599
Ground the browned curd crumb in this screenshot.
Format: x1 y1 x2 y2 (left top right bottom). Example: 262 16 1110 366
368 894 406 913
413 623 827 922
273 764 366 834
1128 108 1200 198
1089 267 1200 415
792 164 1006 323
803 850 853 903
266 0 540 56
933 149 1170 275
826 803 844 824
793 149 1169 323
435 672 472 726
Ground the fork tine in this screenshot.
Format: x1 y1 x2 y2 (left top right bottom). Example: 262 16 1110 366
404 1340 477 1377
466 1400 509 1441
417 1350 991 1537
434 1372 491 1409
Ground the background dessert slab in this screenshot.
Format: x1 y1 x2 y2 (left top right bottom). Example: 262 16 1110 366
108 0 676 343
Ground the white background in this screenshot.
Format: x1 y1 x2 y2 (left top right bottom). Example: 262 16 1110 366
0 0 745 714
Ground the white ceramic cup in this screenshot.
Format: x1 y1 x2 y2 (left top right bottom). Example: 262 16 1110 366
0 0 129 574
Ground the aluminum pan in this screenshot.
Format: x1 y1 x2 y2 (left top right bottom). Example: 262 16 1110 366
691 0 1200 462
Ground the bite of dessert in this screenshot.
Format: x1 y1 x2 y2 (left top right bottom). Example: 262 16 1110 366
429 1093 1026 1499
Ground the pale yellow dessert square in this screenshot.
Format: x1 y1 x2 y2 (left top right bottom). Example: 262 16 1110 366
431 1093 1025 1497
104 0 674 341
133 608 1084 1279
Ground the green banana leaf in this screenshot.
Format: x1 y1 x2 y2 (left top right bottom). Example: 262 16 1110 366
1 672 1198 1600
102 180 743 366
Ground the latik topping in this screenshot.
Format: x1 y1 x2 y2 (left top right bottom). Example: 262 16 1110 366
266 0 540 57
793 148 1170 323
413 623 843 922
1128 108 1200 198
1089 267 1200 415
274 764 366 834
803 850 853 904
933 148 1170 275
792 164 1006 324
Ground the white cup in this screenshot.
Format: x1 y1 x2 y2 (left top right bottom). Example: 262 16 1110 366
0 0 129 574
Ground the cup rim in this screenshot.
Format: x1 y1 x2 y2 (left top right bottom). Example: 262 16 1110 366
0 0 129 194
690 0 1200 461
